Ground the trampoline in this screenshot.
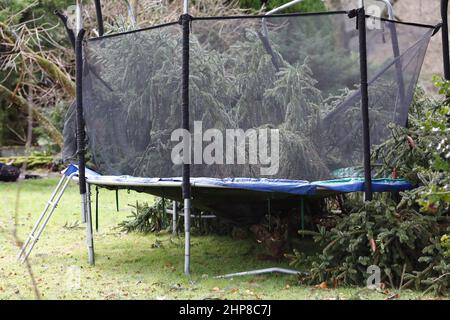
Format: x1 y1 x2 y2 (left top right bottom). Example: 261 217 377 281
18 0 450 275
65 164 413 196
62 163 413 225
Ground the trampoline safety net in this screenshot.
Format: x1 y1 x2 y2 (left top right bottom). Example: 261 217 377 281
66 12 434 181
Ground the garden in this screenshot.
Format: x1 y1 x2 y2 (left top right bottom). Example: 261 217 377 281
0 0 449 301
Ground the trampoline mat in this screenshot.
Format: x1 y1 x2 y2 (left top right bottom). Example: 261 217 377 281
65 165 413 225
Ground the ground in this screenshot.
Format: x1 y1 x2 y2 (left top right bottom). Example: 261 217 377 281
0 178 438 300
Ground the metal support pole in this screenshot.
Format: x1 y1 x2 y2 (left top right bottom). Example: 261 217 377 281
85 208 95 265
75 0 82 34
95 186 99 232
389 22 406 123
115 189 119 212
85 183 94 265
262 0 306 37
181 0 191 276
376 0 394 20
161 197 166 226
75 1 94 264
172 201 178 236
87 183 92 219
375 1 405 124
93 0 104 36
54 10 75 49
216 267 308 279
125 0 137 28
442 0 450 80
357 7 373 201
183 0 189 15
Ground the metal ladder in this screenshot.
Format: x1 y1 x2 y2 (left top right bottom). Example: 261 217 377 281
17 172 76 263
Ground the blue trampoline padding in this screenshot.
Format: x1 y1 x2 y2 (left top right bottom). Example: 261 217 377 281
186 177 318 195
312 179 414 193
186 177 413 194
64 164 100 177
63 164 414 195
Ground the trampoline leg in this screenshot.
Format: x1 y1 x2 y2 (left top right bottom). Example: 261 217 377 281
161 197 166 227
83 188 95 265
184 198 191 275
300 197 305 238
172 201 178 236
115 189 119 212
95 186 99 232
81 189 87 223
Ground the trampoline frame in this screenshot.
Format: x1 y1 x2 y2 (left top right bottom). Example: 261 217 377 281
49 0 450 275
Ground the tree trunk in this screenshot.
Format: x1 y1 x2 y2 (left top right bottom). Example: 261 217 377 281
34 55 75 97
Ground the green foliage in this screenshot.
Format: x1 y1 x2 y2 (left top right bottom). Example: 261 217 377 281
290 79 450 296
119 199 170 234
292 200 440 287
119 198 233 236
406 229 450 296
0 0 34 22
238 0 326 13
373 79 450 215
0 155 56 169
442 234 450 258
0 0 73 23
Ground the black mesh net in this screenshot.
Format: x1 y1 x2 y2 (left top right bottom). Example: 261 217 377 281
66 13 434 181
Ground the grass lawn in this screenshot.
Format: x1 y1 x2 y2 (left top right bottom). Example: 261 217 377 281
0 178 439 300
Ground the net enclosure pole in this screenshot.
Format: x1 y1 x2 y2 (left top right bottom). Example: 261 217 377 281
54 10 75 49
376 1 405 122
442 0 450 80
172 201 178 236
357 7 373 201
181 0 191 276
376 0 394 20
93 0 104 36
75 0 94 265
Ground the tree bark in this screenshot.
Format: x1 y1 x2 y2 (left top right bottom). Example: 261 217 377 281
34 55 75 97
